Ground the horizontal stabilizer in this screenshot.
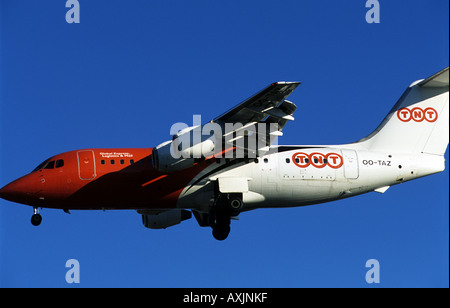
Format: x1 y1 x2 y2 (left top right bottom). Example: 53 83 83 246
418 67 449 88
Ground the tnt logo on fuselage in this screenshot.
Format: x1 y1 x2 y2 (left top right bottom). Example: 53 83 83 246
397 107 438 123
292 152 343 169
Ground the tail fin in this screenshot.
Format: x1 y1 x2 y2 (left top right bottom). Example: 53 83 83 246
359 67 449 155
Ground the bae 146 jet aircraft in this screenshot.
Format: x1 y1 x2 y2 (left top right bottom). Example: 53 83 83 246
0 67 448 240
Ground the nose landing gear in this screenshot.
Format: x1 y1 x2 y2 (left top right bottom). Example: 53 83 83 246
31 207 42 226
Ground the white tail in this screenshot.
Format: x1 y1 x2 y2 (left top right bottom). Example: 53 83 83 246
359 67 449 156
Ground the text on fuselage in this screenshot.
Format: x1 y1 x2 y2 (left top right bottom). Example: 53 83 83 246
292 152 343 169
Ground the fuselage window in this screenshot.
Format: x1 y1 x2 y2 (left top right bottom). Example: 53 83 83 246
285 158 290 163
130 159 134 164
264 158 268 163
101 159 105 165
44 161 55 169
297 158 310 163
120 159 125 165
55 159 64 168
110 159 115 165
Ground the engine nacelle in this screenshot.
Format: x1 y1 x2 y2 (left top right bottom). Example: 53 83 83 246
140 209 192 229
152 140 196 172
177 136 215 158
152 125 219 172
173 125 218 158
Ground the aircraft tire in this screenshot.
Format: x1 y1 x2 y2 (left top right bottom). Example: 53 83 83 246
31 213 42 226
212 224 230 241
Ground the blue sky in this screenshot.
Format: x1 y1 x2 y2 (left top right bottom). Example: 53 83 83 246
0 0 448 287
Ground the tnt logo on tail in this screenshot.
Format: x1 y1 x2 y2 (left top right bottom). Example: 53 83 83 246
397 107 438 122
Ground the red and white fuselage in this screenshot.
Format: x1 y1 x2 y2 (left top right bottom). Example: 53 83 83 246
1 68 448 240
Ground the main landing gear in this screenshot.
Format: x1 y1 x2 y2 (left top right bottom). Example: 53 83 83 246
210 194 243 241
31 207 42 226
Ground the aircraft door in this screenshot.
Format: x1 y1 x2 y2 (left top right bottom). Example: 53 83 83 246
342 149 359 179
77 150 97 180
260 154 280 195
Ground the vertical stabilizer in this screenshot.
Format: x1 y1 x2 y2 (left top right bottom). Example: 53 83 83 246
359 67 449 156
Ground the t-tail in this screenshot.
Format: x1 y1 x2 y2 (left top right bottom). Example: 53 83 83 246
358 67 449 156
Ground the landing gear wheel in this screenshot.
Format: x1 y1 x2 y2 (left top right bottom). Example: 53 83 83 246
209 191 243 241
212 224 230 241
31 207 42 226
209 209 231 241
31 213 42 226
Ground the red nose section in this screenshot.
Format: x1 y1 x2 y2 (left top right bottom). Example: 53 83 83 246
0 185 7 199
0 180 26 202
0 175 39 205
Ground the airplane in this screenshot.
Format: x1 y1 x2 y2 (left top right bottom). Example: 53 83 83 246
0 67 448 240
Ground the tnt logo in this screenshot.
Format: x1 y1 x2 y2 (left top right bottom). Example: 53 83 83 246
397 107 438 123
292 152 343 169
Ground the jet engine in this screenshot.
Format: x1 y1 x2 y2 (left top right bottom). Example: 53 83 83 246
152 124 219 172
152 140 196 172
139 209 192 229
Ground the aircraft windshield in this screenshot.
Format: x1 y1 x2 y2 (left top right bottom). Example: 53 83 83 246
32 158 65 172
32 158 51 172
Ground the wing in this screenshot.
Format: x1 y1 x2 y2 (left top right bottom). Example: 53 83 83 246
213 82 300 156
214 81 300 126
159 81 302 172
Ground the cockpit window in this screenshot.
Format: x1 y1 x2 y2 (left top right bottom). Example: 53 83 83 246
32 158 64 172
32 158 51 172
43 161 55 169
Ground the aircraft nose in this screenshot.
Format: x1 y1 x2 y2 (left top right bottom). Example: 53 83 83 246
0 181 24 201
0 175 38 204
0 185 6 199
